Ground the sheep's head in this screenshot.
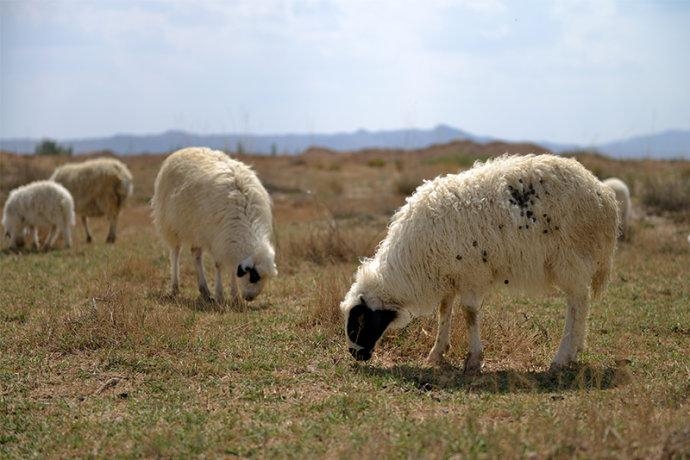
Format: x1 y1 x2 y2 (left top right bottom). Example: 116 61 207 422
340 264 413 362
236 245 277 301
2 215 24 249
341 295 398 361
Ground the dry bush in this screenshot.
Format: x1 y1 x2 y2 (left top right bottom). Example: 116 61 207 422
301 265 353 329
394 174 422 197
278 218 380 267
641 175 690 213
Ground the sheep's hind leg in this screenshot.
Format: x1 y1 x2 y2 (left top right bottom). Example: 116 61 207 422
43 225 59 250
106 216 117 243
427 295 455 366
82 216 92 243
62 223 72 248
29 226 40 249
461 294 484 375
170 245 181 297
551 289 590 371
192 247 212 302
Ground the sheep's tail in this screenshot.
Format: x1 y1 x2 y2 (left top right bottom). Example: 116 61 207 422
591 188 619 300
115 176 134 207
591 252 612 300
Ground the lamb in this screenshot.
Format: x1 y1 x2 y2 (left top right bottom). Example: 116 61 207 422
2 180 75 250
340 154 619 372
151 147 277 304
50 158 133 243
602 177 631 240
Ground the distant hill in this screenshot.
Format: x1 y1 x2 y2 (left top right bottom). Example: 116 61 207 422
0 125 489 156
1 125 688 159
596 130 690 159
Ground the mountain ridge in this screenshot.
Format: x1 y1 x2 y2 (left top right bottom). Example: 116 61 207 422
1 125 688 159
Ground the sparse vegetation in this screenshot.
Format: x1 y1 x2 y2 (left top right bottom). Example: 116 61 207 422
0 147 689 458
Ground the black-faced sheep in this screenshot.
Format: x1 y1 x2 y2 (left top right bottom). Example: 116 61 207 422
50 158 133 243
151 147 277 304
602 177 631 240
2 180 75 250
340 154 619 372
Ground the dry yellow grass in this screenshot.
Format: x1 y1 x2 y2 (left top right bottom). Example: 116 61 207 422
1 145 689 458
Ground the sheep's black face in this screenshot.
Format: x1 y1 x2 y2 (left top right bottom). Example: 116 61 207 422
346 299 397 362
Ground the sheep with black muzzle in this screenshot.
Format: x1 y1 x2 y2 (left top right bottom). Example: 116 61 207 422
151 147 277 304
340 154 619 372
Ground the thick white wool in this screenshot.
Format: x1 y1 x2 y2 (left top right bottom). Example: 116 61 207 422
2 180 75 249
50 157 133 242
341 154 619 368
602 177 631 240
151 147 277 302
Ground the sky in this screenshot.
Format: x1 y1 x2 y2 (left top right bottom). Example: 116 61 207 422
1 0 689 145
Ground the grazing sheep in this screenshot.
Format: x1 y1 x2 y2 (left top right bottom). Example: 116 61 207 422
340 154 619 372
151 147 277 304
50 158 133 243
603 177 631 240
2 180 75 250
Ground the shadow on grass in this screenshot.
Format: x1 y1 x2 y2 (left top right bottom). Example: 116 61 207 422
149 290 271 313
359 362 632 394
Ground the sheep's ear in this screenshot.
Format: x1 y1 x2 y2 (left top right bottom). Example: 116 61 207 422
237 257 261 283
237 256 253 277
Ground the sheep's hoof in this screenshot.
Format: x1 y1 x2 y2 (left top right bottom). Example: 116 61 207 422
548 360 577 374
86 236 92 243
463 352 484 375
198 287 212 303
106 236 116 244
426 352 448 368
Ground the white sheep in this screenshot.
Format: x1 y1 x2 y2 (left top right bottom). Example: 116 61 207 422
340 154 619 372
602 177 631 240
50 158 133 244
151 147 277 304
2 180 75 250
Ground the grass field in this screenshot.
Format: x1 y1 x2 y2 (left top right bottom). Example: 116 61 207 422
1 145 689 458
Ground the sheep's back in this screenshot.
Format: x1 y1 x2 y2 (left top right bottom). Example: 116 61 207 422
382 154 618 295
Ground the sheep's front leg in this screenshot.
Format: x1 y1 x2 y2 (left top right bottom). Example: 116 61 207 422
214 262 225 305
82 216 92 243
170 245 181 297
192 247 212 302
551 290 589 370
427 295 455 366
462 295 484 375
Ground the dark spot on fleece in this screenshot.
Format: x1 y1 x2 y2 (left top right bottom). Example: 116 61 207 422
456 254 462 260
472 241 478 247
482 258 487 263
498 224 504 230
543 229 548 234
482 250 487 257
518 226 522 230
504 280 509 284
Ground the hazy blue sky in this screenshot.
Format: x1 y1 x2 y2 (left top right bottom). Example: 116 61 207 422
1 0 689 144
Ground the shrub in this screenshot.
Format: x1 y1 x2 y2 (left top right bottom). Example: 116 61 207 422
34 139 72 156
